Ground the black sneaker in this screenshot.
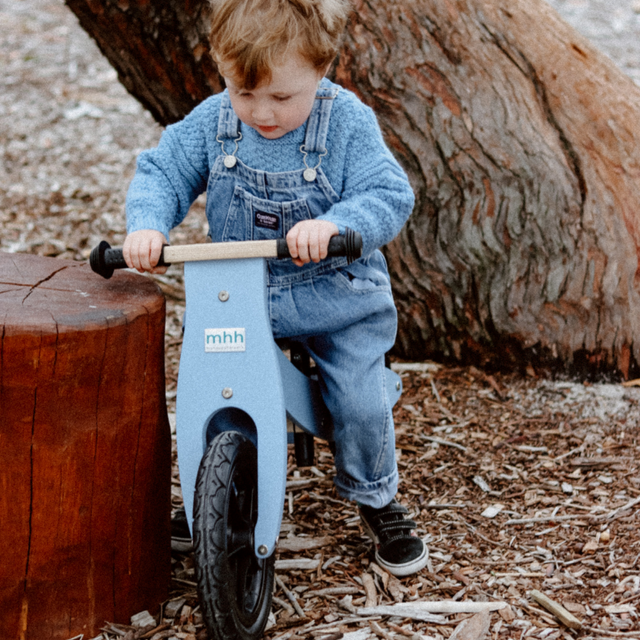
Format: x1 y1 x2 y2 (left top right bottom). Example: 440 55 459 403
171 507 193 553
359 499 428 577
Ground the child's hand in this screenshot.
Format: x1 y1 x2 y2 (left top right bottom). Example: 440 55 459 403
286 220 339 267
123 229 168 274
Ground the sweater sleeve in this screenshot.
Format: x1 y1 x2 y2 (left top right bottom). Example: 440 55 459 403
317 100 415 256
125 96 220 239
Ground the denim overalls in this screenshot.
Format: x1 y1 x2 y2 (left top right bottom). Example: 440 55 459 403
206 83 399 508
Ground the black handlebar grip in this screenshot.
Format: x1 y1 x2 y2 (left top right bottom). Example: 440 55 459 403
90 241 123 279
90 241 168 279
276 227 362 264
341 227 362 263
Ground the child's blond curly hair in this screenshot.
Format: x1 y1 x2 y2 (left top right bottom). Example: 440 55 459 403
209 0 350 89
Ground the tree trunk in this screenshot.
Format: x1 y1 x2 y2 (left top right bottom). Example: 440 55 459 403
65 0 640 377
64 0 223 124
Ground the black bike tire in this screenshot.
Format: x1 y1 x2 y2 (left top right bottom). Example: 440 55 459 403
193 430 275 640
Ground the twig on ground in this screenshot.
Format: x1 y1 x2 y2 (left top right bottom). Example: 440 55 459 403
420 436 467 452
275 575 306 618
530 590 582 630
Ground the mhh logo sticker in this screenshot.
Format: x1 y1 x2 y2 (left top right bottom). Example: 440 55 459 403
205 328 246 352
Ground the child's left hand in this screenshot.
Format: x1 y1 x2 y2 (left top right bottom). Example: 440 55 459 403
286 220 339 267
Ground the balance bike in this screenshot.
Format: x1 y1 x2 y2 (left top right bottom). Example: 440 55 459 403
91 231 402 640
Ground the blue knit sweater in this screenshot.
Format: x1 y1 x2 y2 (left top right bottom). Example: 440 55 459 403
126 80 415 256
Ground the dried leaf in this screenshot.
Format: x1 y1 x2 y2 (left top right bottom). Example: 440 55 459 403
449 611 491 640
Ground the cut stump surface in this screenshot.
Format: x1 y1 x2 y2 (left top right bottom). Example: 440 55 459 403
0 252 171 640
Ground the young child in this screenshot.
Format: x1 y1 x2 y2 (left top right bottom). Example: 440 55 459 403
123 0 427 577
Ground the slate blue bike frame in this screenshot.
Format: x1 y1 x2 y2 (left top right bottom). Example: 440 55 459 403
175 255 403 560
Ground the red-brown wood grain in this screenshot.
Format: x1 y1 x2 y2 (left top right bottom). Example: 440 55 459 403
0 251 171 640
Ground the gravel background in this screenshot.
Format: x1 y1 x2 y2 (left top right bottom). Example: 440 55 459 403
545 0 640 85
0 0 160 258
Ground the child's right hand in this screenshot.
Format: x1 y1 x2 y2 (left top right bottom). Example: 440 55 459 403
123 229 168 274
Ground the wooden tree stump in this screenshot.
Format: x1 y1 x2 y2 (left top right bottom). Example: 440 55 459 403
0 251 171 640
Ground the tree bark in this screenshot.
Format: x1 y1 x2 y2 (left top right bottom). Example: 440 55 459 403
65 0 222 124
65 0 640 377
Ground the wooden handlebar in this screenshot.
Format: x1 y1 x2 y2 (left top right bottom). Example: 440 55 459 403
90 229 363 279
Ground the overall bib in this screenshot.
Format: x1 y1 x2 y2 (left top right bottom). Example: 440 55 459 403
206 82 399 507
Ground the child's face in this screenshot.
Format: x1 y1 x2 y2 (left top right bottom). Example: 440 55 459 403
223 52 326 139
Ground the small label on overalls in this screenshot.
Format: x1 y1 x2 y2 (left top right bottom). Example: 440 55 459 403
255 211 280 230
205 328 246 352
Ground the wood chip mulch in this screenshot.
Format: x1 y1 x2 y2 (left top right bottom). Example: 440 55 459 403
100 345 640 640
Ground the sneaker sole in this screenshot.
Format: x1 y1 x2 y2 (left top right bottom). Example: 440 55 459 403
361 518 429 577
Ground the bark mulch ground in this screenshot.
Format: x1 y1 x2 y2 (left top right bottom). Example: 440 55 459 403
131 360 638 640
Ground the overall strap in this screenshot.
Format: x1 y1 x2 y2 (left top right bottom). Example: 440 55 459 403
217 90 241 139
303 81 340 154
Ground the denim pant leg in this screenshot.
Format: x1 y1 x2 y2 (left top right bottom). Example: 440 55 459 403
301 313 399 509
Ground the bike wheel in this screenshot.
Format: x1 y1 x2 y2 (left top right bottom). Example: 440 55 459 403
193 430 275 640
